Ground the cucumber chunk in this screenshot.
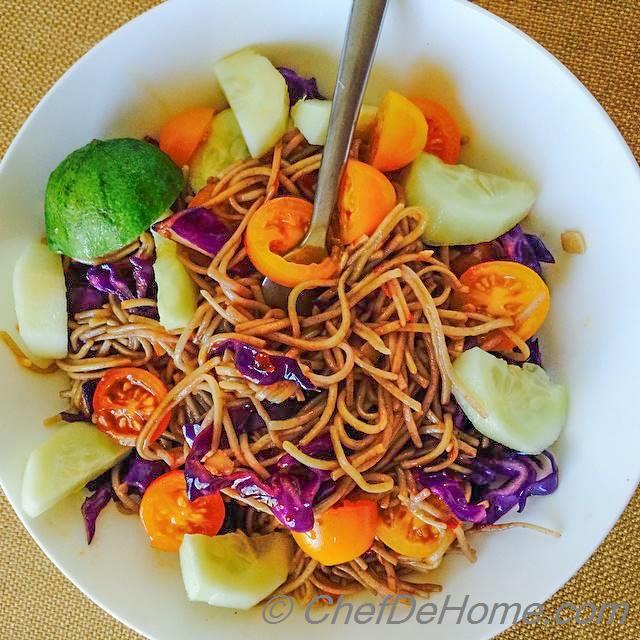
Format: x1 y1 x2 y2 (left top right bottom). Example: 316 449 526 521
215 49 289 159
404 152 536 245
452 347 568 454
291 99 377 145
180 531 294 609
22 422 129 518
13 242 68 359
189 109 250 192
152 232 198 330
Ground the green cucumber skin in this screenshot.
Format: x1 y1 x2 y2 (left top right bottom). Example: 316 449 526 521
45 138 183 261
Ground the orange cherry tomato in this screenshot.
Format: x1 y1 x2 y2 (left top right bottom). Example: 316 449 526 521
411 97 461 164
292 499 378 566
377 504 456 558
368 91 428 172
449 242 500 277
455 261 550 350
93 367 172 446
159 107 215 167
139 470 225 552
244 196 338 288
338 159 397 244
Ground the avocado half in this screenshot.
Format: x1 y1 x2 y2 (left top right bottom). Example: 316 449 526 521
45 138 183 261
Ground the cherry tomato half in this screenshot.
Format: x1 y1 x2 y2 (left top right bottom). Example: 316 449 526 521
376 504 456 558
159 107 215 167
411 97 461 164
139 470 225 552
455 261 550 350
93 367 172 446
292 499 378 566
339 160 396 244
368 91 428 172
244 196 338 287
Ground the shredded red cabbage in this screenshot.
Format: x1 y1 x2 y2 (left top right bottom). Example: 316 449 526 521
277 67 324 105
60 380 98 423
498 225 555 276
67 256 157 318
415 448 558 525
227 397 302 437
183 424 333 532
154 207 231 257
211 339 317 391
122 455 169 494
81 483 112 544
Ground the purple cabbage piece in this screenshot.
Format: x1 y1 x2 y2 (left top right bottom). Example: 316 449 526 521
277 434 333 471
227 397 301 436
415 469 487 523
277 67 324 105
81 482 112 544
416 448 559 525
87 263 135 300
122 455 169 495
65 263 107 314
212 339 317 391
183 424 331 532
154 207 231 257
130 256 154 297
498 225 555 276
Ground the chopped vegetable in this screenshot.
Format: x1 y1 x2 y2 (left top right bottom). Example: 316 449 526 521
277 67 323 105
404 153 536 245
244 196 338 287
121 454 169 495
561 230 586 254
456 261 550 350
45 139 183 261
292 499 378 565
180 531 293 609
291 99 377 145
159 107 215 167
376 504 456 559
411 97 461 164
189 109 250 191
93 367 172 446
183 424 331 532
211 339 317 390
13 242 68 359
452 347 568 454
339 159 397 243
154 206 231 257
81 481 112 544
21 422 129 518
215 49 289 158
368 91 428 171
416 470 487 523
152 231 198 330
499 225 555 275
469 447 559 524
139 470 225 552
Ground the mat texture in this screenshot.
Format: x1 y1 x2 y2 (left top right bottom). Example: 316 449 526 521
0 1 638 639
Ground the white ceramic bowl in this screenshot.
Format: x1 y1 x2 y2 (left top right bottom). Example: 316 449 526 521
1 0 639 638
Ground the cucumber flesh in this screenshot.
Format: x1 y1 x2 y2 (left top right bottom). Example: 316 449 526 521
13 242 68 359
180 531 294 609
215 49 289 159
404 152 536 245
452 347 568 454
22 422 130 518
291 99 377 145
152 232 198 330
189 109 250 191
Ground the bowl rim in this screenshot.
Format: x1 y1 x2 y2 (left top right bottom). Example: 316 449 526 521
1 1 639 639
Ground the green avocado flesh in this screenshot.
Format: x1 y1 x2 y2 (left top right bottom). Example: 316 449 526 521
45 138 184 261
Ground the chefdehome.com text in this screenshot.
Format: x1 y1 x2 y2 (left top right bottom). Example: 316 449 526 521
261 594 631 626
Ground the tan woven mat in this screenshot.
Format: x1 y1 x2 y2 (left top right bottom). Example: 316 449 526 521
1 1 638 638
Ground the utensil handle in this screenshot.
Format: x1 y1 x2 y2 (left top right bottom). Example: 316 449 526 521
304 0 388 248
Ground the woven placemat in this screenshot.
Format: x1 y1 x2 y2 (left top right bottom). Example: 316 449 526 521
1 1 638 639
